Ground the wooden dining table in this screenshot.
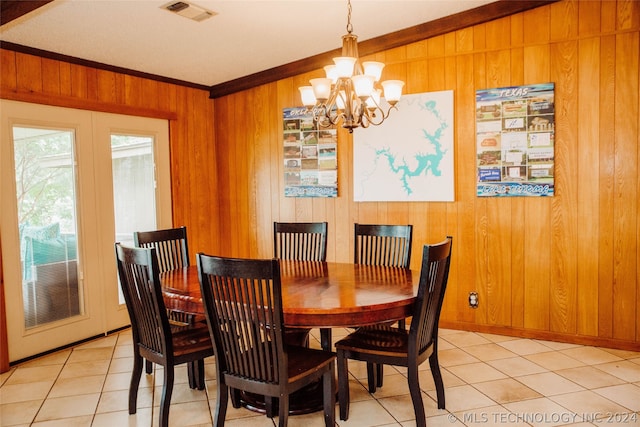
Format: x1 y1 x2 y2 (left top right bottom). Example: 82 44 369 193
160 259 420 414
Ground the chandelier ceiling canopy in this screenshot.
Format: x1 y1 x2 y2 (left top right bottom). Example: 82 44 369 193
298 0 405 133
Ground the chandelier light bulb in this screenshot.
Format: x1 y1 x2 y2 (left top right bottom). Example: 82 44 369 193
324 65 338 83
362 61 385 82
382 80 405 105
352 75 375 99
333 57 357 78
310 78 333 102
299 86 317 107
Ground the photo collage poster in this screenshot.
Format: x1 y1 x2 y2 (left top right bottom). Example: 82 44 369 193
475 82 555 197
282 107 338 197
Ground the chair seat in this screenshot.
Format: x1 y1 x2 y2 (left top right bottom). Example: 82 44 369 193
286 346 335 382
335 326 410 357
171 323 213 359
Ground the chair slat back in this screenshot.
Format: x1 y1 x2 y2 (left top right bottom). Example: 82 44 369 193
354 224 413 268
198 255 286 385
410 237 452 356
133 226 189 273
274 222 328 262
115 243 172 359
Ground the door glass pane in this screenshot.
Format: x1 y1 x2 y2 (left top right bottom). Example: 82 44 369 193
13 127 82 328
111 134 157 302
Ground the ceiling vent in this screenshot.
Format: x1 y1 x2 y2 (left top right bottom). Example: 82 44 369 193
162 1 216 22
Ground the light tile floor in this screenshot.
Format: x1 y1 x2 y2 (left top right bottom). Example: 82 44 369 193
1 328 639 427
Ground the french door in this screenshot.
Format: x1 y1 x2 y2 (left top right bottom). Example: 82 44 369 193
1 100 172 361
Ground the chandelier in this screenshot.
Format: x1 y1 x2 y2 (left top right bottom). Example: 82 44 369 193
298 0 404 133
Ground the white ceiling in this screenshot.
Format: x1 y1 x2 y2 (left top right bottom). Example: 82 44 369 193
0 0 496 88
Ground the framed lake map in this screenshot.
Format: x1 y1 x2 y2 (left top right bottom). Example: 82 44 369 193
353 90 454 202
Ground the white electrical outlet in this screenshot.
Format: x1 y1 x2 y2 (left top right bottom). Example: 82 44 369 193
469 292 479 308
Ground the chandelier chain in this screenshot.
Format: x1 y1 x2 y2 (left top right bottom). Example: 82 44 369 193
346 0 353 34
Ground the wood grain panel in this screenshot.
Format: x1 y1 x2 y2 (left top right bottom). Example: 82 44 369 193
577 37 601 337
523 44 551 331
612 32 638 341
550 40 578 335
598 35 616 339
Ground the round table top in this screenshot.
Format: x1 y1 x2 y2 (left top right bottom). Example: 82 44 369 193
161 260 420 328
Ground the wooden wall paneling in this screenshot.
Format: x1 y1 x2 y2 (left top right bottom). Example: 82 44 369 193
550 0 578 40
275 78 296 224
576 36 601 337
0 50 17 91
550 40 579 335
617 0 640 31
472 47 489 327
523 4 551 45
451 51 473 325
638 37 640 344
95 69 117 104
15 52 42 93
337 126 354 262
612 32 638 341
234 91 251 257
69 63 88 99
523 43 552 331
578 1 602 36
213 95 233 257
509 46 526 329
244 87 259 258
190 89 218 258
251 83 275 258
85 67 98 101
485 48 513 327
598 35 616 339
170 88 190 246
41 57 61 95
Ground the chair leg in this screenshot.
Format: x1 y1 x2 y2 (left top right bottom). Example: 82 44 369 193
187 359 206 390
429 352 446 409
323 363 336 427
214 383 229 427
337 350 350 421
128 353 143 414
230 388 241 408
407 365 426 427
366 362 377 393
187 361 197 389
278 394 289 427
265 396 275 418
145 358 153 374
376 363 384 388
320 328 332 351
159 365 174 427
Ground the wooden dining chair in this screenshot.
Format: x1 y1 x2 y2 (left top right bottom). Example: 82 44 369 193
133 226 190 273
273 221 328 262
353 223 413 390
354 223 413 269
133 226 196 373
197 253 336 427
335 237 452 426
115 243 213 427
274 221 329 347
